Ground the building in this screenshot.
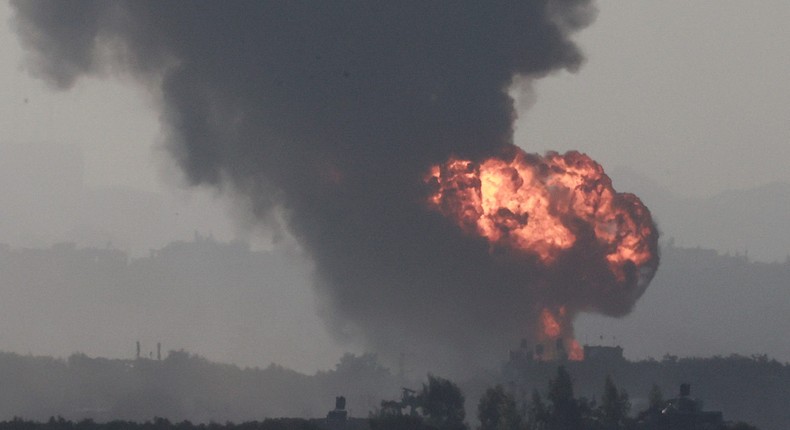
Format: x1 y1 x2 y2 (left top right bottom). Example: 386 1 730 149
638 384 724 430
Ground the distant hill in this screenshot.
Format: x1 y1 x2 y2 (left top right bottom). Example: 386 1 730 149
577 167 790 363
609 166 790 263
0 236 787 372
577 244 790 365
0 238 785 427
0 350 400 424
0 237 344 372
0 348 784 430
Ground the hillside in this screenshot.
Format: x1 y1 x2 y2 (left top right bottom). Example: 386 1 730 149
608 167 790 263
576 244 790 362
0 349 785 430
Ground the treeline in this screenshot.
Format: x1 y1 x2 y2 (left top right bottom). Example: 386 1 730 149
371 369 760 430
0 352 772 430
0 417 319 430
500 354 788 430
0 351 401 423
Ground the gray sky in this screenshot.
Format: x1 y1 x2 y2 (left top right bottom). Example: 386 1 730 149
1 0 163 193
4 1 790 200
0 1 788 370
519 0 790 198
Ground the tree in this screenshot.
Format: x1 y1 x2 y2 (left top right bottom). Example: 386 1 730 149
647 384 663 412
526 390 547 430
477 385 521 430
599 375 630 429
546 366 581 430
419 374 467 430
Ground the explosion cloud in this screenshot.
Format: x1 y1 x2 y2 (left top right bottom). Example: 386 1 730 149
11 1 658 372
428 149 659 360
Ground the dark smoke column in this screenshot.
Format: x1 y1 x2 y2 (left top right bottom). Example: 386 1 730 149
11 1 638 372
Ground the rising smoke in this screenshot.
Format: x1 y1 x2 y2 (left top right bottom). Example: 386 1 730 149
12 1 658 372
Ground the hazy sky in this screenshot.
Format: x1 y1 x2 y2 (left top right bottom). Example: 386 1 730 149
1 0 162 192
0 1 788 370
3 1 788 199
521 1 790 198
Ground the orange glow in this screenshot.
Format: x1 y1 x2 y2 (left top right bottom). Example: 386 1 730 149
568 339 584 361
540 308 561 339
426 147 657 363
426 149 656 279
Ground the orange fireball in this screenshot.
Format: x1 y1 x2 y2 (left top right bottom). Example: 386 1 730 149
426 149 655 280
426 146 659 359
540 308 562 339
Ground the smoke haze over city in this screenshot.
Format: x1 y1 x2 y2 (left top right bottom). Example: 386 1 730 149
0 0 788 377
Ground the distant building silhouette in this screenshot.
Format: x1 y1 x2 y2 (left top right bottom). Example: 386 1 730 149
327 396 347 422
583 345 624 362
315 396 369 430
638 383 724 429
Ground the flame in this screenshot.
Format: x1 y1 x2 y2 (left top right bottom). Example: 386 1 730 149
568 339 584 361
426 150 655 277
539 307 583 361
426 147 658 356
541 308 562 339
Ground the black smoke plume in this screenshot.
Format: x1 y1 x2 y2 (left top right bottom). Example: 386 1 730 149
12 1 617 371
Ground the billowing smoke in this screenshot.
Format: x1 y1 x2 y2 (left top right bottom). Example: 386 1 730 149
428 149 659 360
12 1 657 372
